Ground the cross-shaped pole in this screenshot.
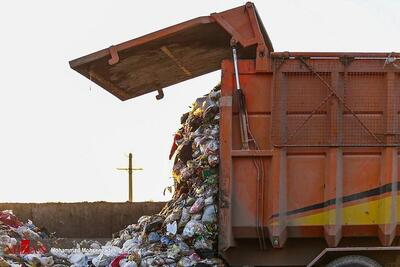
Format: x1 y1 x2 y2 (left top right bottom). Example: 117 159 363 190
117 153 143 202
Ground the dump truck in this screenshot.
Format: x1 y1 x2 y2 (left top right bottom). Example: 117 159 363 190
69 2 400 266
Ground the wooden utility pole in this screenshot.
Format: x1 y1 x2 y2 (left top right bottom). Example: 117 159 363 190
117 153 143 202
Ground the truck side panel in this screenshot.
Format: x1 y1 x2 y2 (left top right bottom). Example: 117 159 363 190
219 58 400 266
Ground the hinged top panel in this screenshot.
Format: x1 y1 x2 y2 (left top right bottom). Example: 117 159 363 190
69 2 273 100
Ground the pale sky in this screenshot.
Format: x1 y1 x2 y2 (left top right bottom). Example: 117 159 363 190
0 0 399 202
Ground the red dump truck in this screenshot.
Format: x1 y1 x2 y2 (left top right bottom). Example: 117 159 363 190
70 3 400 266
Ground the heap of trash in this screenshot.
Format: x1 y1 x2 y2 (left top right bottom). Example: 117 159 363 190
0 85 223 267
0 210 54 266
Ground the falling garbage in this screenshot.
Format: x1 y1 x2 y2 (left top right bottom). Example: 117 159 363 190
0 85 224 267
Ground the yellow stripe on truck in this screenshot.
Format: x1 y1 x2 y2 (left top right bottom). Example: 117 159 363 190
269 195 399 226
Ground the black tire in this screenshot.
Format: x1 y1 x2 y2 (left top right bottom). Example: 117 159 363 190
326 255 382 267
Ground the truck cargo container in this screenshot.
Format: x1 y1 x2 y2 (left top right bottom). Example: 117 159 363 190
69 2 400 266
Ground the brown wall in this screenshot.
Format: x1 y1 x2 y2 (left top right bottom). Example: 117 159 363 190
0 202 166 238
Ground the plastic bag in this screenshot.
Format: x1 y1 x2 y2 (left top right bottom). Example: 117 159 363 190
16 226 40 240
92 246 121 267
182 221 204 238
202 205 217 223
148 232 160 243
193 237 213 250
179 208 191 228
0 211 22 228
39 256 54 266
68 253 88 267
166 221 177 236
110 253 127 267
208 154 219 167
189 198 205 214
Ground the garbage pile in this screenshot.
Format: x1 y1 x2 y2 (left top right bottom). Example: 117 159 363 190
0 210 54 266
79 85 222 267
0 85 223 267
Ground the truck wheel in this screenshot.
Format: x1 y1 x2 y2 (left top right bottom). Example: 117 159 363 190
326 255 381 267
